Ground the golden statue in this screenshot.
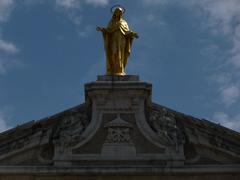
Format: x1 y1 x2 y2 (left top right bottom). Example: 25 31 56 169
97 6 138 75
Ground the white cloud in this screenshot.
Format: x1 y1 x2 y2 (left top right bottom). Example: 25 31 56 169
55 0 80 9
220 86 240 106
185 0 240 69
231 53 240 69
0 111 11 132
78 25 93 38
0 39 19 54
0 58 19 75
208 73 232 88
55 0 83 27
85 0 108 7
143 0 168 5
54 0 108 35
230 38 240 68
143 0 240 68
194 0 240 35
0 58 7 74
21 0 45 6
0 40 20 75
177 0 240 108
213 111 240 132
0 0 14 23
54 0 109 23
68 12 82 25
0 0 20 75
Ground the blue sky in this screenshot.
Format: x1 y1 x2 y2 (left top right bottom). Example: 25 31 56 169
0 0 240 132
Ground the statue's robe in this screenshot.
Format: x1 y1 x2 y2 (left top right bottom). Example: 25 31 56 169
101 18 135 75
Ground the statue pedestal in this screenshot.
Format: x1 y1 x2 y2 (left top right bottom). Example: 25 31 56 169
97 75 139 81
85 75 152 107
54 75 185 166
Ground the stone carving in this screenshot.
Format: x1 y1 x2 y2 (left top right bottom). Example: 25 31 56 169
101 114 136 156
104 114 133 144
148 107 184 150
105 128 131 143
11 137 30 150
53 109 90 149
0 136 30 155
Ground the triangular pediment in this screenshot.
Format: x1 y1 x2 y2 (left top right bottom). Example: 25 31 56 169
0 77 240 167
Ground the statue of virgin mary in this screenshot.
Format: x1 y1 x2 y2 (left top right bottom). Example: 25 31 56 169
97 6 138 75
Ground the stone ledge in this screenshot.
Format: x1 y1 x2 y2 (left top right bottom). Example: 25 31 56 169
0 165 239 175
85 81 152 92
97 75 139 81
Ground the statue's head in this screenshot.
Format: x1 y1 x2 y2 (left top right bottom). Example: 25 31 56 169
112 7 124 20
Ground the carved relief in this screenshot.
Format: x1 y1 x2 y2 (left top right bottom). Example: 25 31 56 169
104 115 133 144
0 136 31 156
101 114 136 156
148 107 184 150
11 137 30 150
53 107 90 149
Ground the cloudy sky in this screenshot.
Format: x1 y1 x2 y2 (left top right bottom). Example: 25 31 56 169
0 0 240 132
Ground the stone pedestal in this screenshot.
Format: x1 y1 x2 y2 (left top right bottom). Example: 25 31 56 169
85 75 152 108
53 75 185 166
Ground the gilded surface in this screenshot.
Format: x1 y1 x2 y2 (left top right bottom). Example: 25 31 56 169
97 7 138 75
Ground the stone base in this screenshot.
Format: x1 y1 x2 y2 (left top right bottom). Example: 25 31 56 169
85 75 152 105
1 165 240 180
97 75 139 81
101 143 136 157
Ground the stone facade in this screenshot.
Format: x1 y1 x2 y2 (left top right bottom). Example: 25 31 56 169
0 75 240 179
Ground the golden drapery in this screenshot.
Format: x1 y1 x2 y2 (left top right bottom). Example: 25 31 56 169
98 8 137 75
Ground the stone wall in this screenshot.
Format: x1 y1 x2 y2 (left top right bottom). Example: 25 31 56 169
0 75 240 179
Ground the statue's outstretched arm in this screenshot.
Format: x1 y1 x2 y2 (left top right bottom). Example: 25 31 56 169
96 27 108 33
126 31 139 38
132 32 139 38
